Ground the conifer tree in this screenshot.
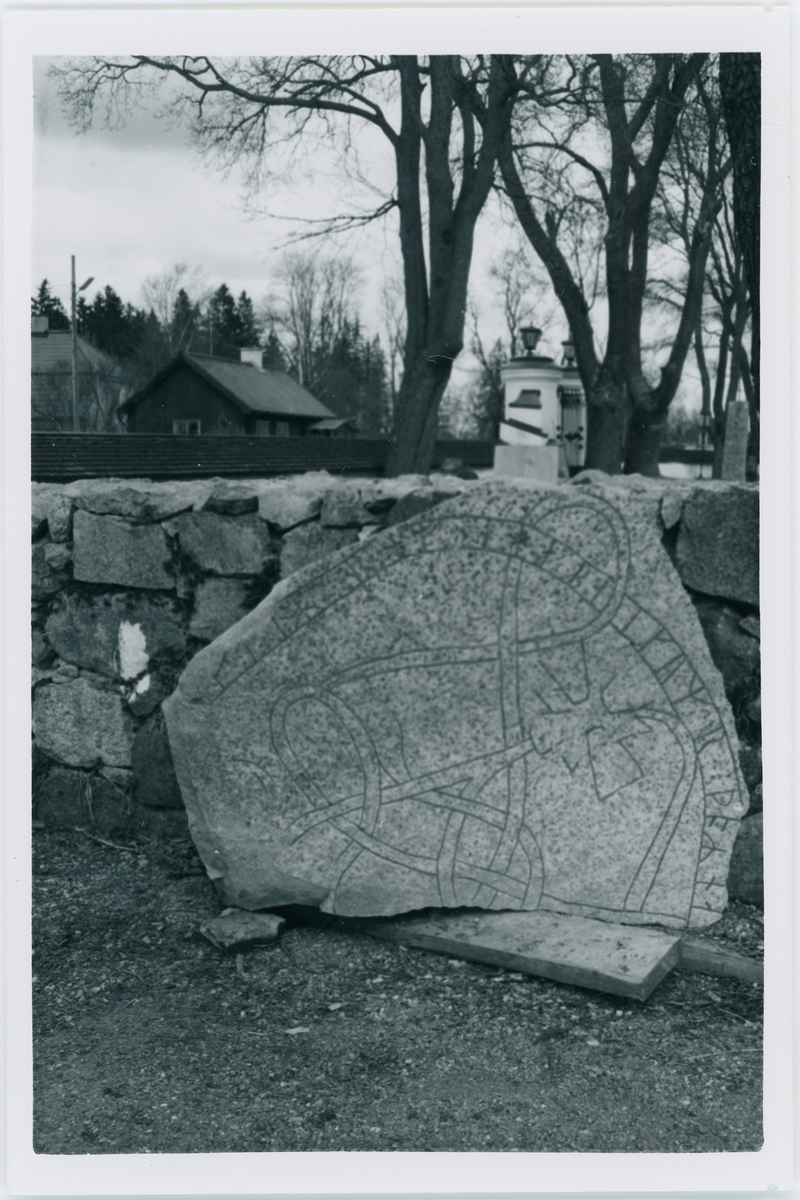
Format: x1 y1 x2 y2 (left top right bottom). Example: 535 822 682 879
31 279 71 330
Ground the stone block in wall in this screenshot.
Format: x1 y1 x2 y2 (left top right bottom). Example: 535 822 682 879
45 593 186 679
32 629 56 669
34 678 134 768
256 475 333 531
691 597 760 707
32 543 69 600
675 484 759 607
203 486 259 516
279 523 359 579
72 511 175 590
190 578 250 641
166 512 274 576
320 487 382 528
44 543 72 572
727 812 763 907
32 487 73 542
52 661 79 680
740 615 760 640
70 479 210 522
738 742 762 791
382 489 455 529
660 491 684 530
131 717 185 809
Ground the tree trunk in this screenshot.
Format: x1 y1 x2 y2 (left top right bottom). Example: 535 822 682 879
719 54 760 412
737 341 759 474
384 55 516 475
584 382 629 474
624 406 666 477
711 343 729 480
385 352 455 475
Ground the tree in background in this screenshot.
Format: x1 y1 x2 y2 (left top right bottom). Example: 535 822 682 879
312 322 391 435
75 285 167 388
52 54 519 474
705 199 754 477
31 279 71 330
648 86 754 477
264 251 392 434
499 53 725 475
261 326 288 372
379 275 406 427
141 263 208 356
169 288 202 356
719 54 760 417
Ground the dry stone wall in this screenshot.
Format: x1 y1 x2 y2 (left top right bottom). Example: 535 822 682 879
31 471 762 906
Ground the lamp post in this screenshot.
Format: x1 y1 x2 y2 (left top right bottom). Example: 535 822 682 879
71 256 94 432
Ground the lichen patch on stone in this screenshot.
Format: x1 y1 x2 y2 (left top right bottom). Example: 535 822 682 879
118 621 149 680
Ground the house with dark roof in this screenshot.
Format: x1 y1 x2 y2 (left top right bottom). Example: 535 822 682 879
118 348 336 437
32 316 127 432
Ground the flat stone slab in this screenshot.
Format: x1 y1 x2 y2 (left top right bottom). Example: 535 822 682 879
199 910 286 952
34 678 134 768
358 910 681 1000
72 511 175 591
46 593 185 678
190 578 251 642
164 480 747 929
675 485 759 608
165 512 274 577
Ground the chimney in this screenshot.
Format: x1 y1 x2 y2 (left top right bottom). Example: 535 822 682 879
31 315 49 336
239 347 263 371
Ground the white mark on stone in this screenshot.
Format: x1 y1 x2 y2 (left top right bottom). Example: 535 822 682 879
118 621 148 679
135 674 151 695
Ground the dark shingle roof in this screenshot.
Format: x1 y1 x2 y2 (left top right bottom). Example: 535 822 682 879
119 352 335 421
31 434 497 482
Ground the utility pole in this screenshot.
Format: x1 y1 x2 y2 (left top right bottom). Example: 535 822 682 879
71 256 94 432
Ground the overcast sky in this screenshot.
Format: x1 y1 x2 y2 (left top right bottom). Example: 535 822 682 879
33 56 560 384
32 55 716 412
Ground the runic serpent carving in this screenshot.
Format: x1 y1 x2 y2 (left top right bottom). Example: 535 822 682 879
265 493 706 916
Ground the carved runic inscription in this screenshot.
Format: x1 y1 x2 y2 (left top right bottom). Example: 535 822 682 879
164 482 748 930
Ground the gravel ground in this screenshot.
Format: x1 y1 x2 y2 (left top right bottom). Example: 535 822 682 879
32 827 763 1155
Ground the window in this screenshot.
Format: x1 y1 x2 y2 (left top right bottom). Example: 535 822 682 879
256 420 272 437
510 389 542 409
275 421 290 437
173 419 201 435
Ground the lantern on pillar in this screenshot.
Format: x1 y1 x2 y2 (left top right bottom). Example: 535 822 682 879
519 325 542 356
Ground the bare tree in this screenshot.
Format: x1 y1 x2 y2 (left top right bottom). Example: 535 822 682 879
719 53 760 415
486 245 553 356
498 53 726 475
141 263 210 357
379 274 406 422
266 250 360 385
53 54 520 474
649 99 754 476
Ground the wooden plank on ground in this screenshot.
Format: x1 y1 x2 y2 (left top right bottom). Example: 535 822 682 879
677 935 763 984
357 911 682 1001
